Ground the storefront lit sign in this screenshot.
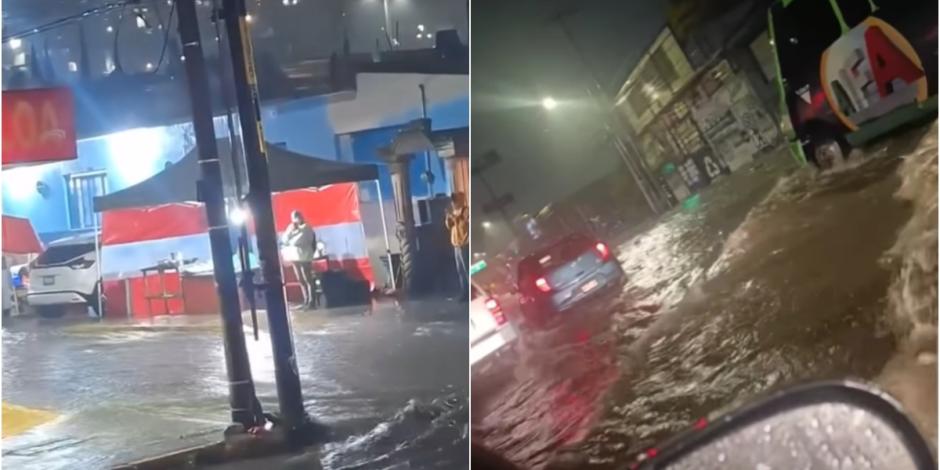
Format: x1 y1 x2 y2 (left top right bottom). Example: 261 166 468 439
2 87 77 167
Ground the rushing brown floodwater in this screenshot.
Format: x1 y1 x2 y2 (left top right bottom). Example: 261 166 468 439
473 123 938 470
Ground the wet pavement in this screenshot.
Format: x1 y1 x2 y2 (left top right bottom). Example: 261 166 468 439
472 122 938 469
2 299 469 469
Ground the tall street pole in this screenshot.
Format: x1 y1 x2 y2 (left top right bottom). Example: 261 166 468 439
219 0 312 437
419 84 434 197
477 172 519 240
176 0 262 430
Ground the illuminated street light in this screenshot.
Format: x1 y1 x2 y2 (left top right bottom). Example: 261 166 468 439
541 96 558 110
229 207 248 226
482 221 493 229
106 25 114 33
417 24 425 32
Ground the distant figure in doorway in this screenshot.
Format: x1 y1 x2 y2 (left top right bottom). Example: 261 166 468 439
446 192 470 301
282 210 318 309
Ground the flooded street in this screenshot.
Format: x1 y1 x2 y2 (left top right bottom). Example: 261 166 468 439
473 123 937 469
2 300 468 469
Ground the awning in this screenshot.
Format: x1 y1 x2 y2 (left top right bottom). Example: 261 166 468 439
93 139 379 212
2 215 42 254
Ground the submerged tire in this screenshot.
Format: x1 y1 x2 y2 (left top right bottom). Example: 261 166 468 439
814 138 847 170
36 306 67 319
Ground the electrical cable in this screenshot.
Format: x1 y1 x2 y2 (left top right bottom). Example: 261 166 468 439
112 3 128 73
3 0 141 42
149 0 177 73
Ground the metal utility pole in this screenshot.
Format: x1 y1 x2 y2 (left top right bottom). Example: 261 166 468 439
382 0 393 50
419 84 435 197
478 173 519 239
176 0 262 430
473 150 520 239
218 0 312 436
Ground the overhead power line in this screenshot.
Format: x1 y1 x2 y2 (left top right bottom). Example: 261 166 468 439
2 0 143 42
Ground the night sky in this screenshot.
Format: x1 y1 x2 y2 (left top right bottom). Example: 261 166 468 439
471 0 666 238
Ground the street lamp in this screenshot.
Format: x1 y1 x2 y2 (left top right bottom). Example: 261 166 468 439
482 220 493 229
541 96 558 110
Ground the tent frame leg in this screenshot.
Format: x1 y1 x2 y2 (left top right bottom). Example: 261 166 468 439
94 216 103 319
374 179 395 291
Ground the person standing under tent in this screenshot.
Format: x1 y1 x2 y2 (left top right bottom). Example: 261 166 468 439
281 210 318 310
445 192 470 302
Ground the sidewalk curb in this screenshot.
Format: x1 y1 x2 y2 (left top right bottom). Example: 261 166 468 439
112 426 316 470
112 442 225 470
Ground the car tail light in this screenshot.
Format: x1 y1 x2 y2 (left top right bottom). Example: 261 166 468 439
485 298 506 325
68 258 95 270
594 242 611 261
535 277 551 293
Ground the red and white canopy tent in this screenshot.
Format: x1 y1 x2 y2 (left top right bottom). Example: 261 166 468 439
91 139 391 317
2 215 43 256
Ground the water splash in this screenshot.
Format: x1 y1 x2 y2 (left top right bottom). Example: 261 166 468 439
322 394 467 469
876 122 938 451
882 122 938 339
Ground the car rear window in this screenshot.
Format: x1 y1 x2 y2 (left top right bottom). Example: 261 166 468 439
34 243 95 267
544 251 603 287
518 235 597 284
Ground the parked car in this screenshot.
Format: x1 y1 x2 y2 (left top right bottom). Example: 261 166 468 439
470 280 519 369
27 233 102 318
516 233 624 327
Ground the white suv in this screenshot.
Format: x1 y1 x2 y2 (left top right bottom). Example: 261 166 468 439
27 234 102 318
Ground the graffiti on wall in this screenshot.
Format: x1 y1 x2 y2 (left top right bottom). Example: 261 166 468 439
691 61 779 171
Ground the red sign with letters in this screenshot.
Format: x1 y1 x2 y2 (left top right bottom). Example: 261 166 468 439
2 87 78 168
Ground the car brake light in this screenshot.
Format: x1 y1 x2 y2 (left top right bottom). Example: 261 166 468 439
535 277 551 292
485 298 506 325
594 242 610 260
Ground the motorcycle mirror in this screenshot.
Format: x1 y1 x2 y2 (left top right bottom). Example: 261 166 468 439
640 381 935 470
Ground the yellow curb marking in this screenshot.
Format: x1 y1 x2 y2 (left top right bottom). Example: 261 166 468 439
2 402 59 438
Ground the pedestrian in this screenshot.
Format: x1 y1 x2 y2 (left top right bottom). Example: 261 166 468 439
281 210 318 310
445 192 470 301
